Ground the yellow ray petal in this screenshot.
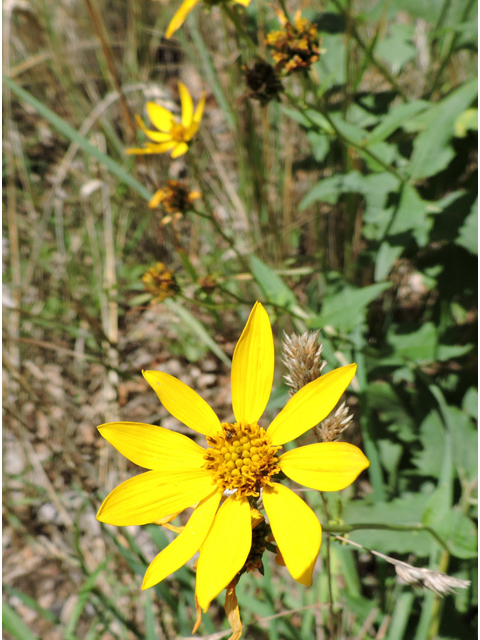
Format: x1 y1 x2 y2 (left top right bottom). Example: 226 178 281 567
193 91 206 125
146 102 175 132
165 0 200 39
279 442 370 491
142 490 221 589
125 147 156 155
145 141 178 153
149 188 168 209
196 495 251 611
233 0 251 5
231 302 274 424
96 469 216 526
263 483 321 586
97 421 206 470
171 141 189 158
178 82 194 129
134 114 174 142
267 364 357 445
143 370 221 436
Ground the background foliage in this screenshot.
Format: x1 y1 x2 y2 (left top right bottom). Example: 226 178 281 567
3 0 477 639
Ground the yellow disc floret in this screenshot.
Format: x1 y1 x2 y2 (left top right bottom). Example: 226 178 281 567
204 422 281 498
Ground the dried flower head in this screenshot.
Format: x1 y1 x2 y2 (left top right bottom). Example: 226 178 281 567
197 275 217 294
243 61 284 105
335 534 471 597
149 180 200 216
315 400 353 442
266 10 321 76
282 331 354 442
282 331 326 394
142 262 179 301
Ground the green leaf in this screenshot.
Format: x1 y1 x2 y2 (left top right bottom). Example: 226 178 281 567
249 256 309 320
454 108 478 137
2 603 40 640
367 101 429 145
455 199 478 254
409 79 478 181
388 184 431 246
423 507 478 559
436 342 473 361
309 282 391 333
3 75 152 202
446 405 478 483
343 494 434 555
374 241 403 281
376 23 417 74
413 410 445 478
462 387 478 419
164 299 231 367
64 560 109 640
388 323 437 363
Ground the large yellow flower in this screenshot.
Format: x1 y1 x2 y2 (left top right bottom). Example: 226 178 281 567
96 302 369 613
165 0 251 40
126 82 205 158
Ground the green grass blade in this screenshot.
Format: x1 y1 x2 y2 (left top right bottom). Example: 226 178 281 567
3 75 152 201
165 299 231 367
2 602 40 640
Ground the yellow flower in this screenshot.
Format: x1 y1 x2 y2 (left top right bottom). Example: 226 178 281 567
165 0 251 40
126 82 205 158
96 302 369 614
266 9 321 75
149 180 201 214
142 262 179 301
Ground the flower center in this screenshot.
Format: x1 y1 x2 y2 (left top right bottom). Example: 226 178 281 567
170 122 187 142
204 422 280 498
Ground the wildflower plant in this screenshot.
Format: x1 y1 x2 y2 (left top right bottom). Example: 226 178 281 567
97 303 369 632
266 10 321 76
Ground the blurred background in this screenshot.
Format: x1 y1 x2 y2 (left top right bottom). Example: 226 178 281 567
3 0 477 638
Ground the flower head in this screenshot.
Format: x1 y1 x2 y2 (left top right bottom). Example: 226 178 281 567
149 180 200 220
243 60 284 105
142 262 180 301
126 82 205 158
165 0 252 40
96 303 369 618
266 10 321 75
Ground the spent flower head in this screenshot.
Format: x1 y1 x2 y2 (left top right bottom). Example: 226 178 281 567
149 180 200 216
96 303 369 632
266 10 321 76
165 0 251 40
142 262 179 301
243 60 284 105
126 82 205 158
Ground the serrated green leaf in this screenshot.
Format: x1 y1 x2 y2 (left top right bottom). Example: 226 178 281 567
367 101 430 145
388 184 431 246
424 508 478 559
374 241 403 281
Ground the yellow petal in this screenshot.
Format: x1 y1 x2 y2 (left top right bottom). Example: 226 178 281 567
142 490 221 589
96 468 216 526
149 188 168 209
165 0 200 39
263 483 321 586
143 370 221 436
196 495 251 611
279 442 370 491
97 421 206 470
178 82 194 129
125 147 156 155
231 302 274 424
135 114 174 142
225 580 242 640
193 91 206 125
171 141 189 158
267 364 357 445
146 102 175 132
145 141 178 154
233 0 251 5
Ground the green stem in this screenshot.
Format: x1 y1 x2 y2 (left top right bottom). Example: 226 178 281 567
222 5 259 54
284 89 405 182
321 522 450 552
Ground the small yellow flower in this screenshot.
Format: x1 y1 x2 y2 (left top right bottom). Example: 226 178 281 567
126 82 206 158
142 262 179 301
165 0 252 40
96 303 369 615
266 10 321 75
